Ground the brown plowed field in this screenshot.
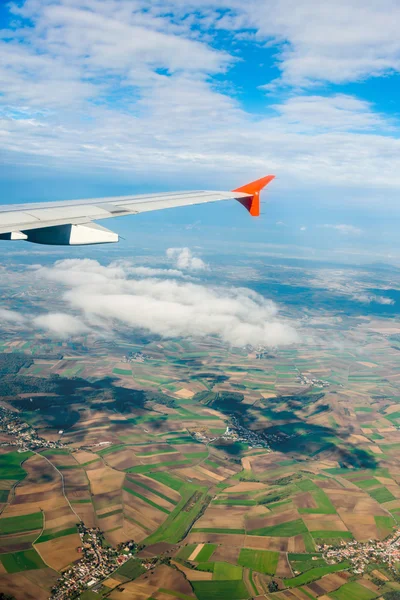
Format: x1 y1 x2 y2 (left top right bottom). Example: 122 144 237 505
195 505 248 529
86 465 125 495
36 532 81 570
302 513 348 531
244 535 289 551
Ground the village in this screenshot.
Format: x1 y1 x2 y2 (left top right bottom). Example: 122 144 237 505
191 420 271 450
320 527 400 575
50 524 141 599
0 404 67 452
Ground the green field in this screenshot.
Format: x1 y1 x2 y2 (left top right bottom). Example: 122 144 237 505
148 471 185 492
369 487 396 503
0 549 46 573
296 479 319 492
192 580 249 600
0 451 33 480
0 490 9 502
303 532 316 552
144 484 209 545
114 557 145 580
212 499 257 506
238 548 279 574
0 511 43 535
195 544 217 562
355 478 380 490
191 528 245 534
97 444 126 456
126 459 191 473
248 518 307 537
329 581 379 599
283 561 350 587
213 562 242 580
298 488 337 515
311 530 353 540
288 553 327 573
112 368 132 376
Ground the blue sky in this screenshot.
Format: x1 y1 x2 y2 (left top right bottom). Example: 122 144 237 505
2 0 400 263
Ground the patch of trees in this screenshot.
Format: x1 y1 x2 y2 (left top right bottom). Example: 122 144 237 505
260 491 290 505
0 352 33 375
268 581 279 592
190 373 230 389
276 392 325 411
311 403 330 415
145 391 176 408
270 473 303 486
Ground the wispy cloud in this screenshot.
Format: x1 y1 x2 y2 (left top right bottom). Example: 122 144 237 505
351 293 394 305
321 224 362 235
309 268 396 305
0 308 26 324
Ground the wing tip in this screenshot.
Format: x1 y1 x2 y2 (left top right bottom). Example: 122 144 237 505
233 175 275 217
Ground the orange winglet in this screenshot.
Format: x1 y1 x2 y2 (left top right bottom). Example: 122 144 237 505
233 175 275 217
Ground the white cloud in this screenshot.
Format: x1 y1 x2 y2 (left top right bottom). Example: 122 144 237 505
1 0 400 202
270 95 389 132
0 308 26 324
351 293 394 305
321 224 362 235
166 247 207 270
33 313 90 337
206 0 400 86
34 258 299 347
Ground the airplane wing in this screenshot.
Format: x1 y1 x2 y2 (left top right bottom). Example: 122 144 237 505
0 175 274 246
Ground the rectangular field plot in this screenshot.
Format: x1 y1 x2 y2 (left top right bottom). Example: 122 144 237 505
288 553 327 573
114 557 145 580
368 487 396 503
0 512 43 535
192 580 249 600
248 519 308 537
213 562 242 580
311 530 354 541
195 544 217 562
329 581 379 599
0 548 46 573
238 548 279 574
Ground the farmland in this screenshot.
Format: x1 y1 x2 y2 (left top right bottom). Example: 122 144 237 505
2 258 400 598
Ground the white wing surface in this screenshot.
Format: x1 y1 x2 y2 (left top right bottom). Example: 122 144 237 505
0 176 274 246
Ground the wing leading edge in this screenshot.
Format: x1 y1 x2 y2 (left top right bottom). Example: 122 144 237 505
0 175 274 246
